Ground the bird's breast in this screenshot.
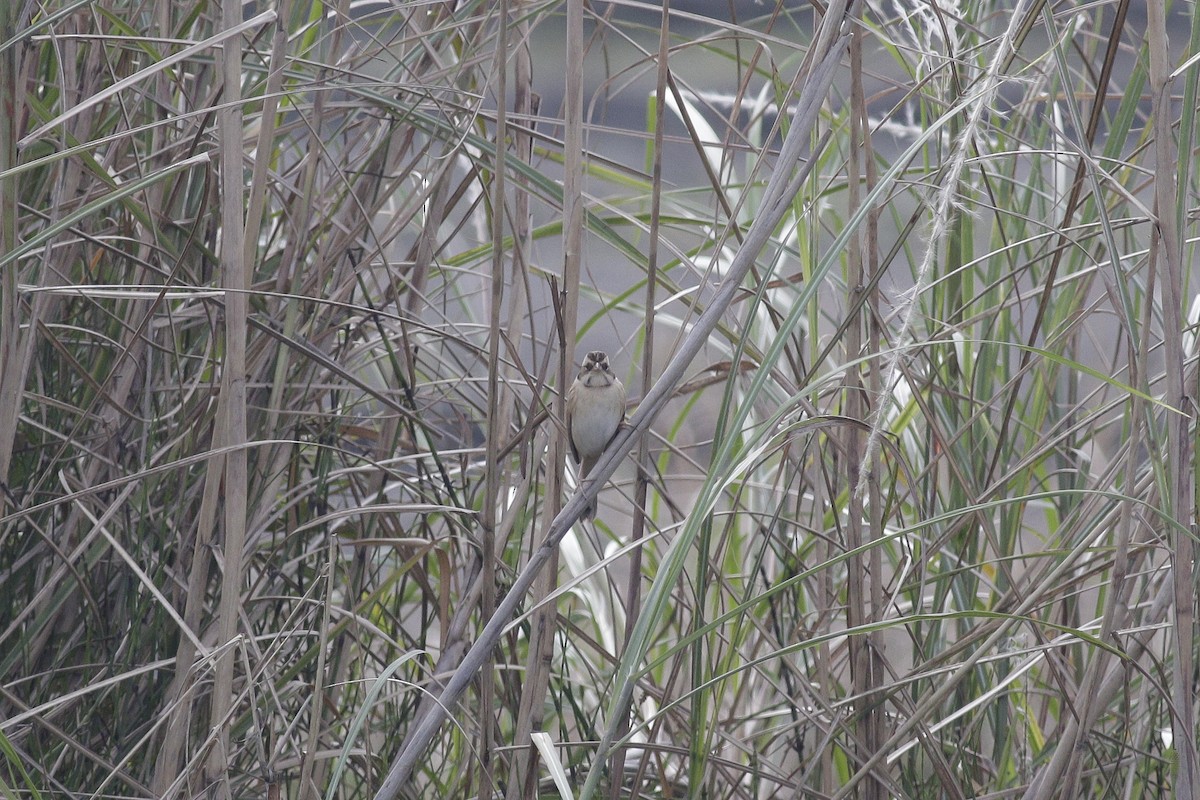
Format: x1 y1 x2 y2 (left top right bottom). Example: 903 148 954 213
571 387 624 456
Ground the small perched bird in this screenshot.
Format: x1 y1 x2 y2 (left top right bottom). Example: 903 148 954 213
565 350 626 519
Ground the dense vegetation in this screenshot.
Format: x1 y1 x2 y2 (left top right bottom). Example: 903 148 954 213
1 1 1197 797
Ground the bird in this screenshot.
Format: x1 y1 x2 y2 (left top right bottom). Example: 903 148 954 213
565 350 626 519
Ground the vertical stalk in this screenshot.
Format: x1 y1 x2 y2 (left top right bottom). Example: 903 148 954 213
479 2 508 797
844 14 884 799
206 0 249 796
607 3 668 797
559 2 584 358
861 14 889 799
508 0 585 794
1146 3 1196 797
503 0 558 793
0 1 24 497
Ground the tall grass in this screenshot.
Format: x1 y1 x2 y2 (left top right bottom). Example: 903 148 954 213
0 0 1197 798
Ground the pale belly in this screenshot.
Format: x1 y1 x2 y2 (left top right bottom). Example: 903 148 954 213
572 397 623 456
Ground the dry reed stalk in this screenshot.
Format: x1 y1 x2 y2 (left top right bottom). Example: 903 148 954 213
1147 2 1196 797
607 3 669 797
205 0 250 795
